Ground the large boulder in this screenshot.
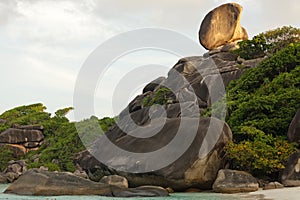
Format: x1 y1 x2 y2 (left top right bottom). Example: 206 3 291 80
0 128 44 144
199 3 248 50
287 109 300 145
100 175 129 188
76 117 232 191
4 169 168 197
4 169 112 196
281 152 300 187
212 169 259 193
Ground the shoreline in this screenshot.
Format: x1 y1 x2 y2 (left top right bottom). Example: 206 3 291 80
239 187 300 200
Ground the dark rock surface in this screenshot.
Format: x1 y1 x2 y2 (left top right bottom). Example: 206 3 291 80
287 109 300 145
212 169 259 193
0 173 7 184
112 186 168 197
76 117 232 191
4 169 168 197
0 128 44 144
74 39 265 191
0 126 45 159
143 77 166 93
1 160 27 183
281 152 300 187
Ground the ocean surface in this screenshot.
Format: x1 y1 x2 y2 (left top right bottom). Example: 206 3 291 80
0 184 242 200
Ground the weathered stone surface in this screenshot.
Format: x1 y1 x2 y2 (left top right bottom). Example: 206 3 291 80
281 152 300 187
75 32 266 192
100 175 129 188
5 172 20 183
4 169 168 197
4 169 113 196
287 109 300 145
73 169 88 179
122 52 263 117
213 169 259 193
5 160 27 175
199 3 248 50
0 128 44 143
112 186 168 197
263 182 284 190
13 125 43 131
76 117 232 191
0 173 7 184
143 77 166 93
7 144 27 157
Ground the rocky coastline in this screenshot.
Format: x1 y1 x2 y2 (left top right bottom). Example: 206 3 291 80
1 2 300 198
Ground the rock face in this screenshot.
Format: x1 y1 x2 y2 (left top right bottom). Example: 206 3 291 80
212 169 259 193
75 43 264 191
287 109 300 145
0 160 27 183
4 169 168 197
0 173 7 184
76 117 232 191
199 3 248 50
0 125 44 157
281 152 300 187
112 186 168 197
263 182 284 190
0 128 44 144
100 175 129 188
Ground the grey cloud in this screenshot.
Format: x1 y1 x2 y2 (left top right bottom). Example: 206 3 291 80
0 0 21 26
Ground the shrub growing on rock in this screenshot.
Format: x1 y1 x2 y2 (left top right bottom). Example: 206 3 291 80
142 87 173 107
224 41 300 178
228 43 300 136
233 26 300 59
0 145 14 172
226 126 297 177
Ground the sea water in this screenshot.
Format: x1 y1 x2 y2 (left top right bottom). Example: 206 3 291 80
0 184 242 200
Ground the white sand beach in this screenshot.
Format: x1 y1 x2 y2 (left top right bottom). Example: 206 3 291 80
240 187 300 200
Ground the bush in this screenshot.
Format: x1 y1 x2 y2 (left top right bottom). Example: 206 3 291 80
27 162 60 172
227 43 300 136
226 126 297 177
142 87 173 107
233 26 300 59
0 103 51 128
224 40 300 179
233 35 269 59
0 145 14 172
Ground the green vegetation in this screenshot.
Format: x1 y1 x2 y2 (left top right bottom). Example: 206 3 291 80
226 127 296 177
0 26 299 181
0 104 115 172
142 87 173 107
227 43 300 136
0 103 50 132
233 26 300 59
0 145 14 171
225 28 300 177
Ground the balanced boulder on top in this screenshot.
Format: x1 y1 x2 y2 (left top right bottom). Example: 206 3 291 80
199 3 248 50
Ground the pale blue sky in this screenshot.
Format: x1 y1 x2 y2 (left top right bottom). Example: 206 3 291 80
0 0 299 120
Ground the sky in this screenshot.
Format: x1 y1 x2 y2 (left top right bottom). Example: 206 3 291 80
0 0 299 120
